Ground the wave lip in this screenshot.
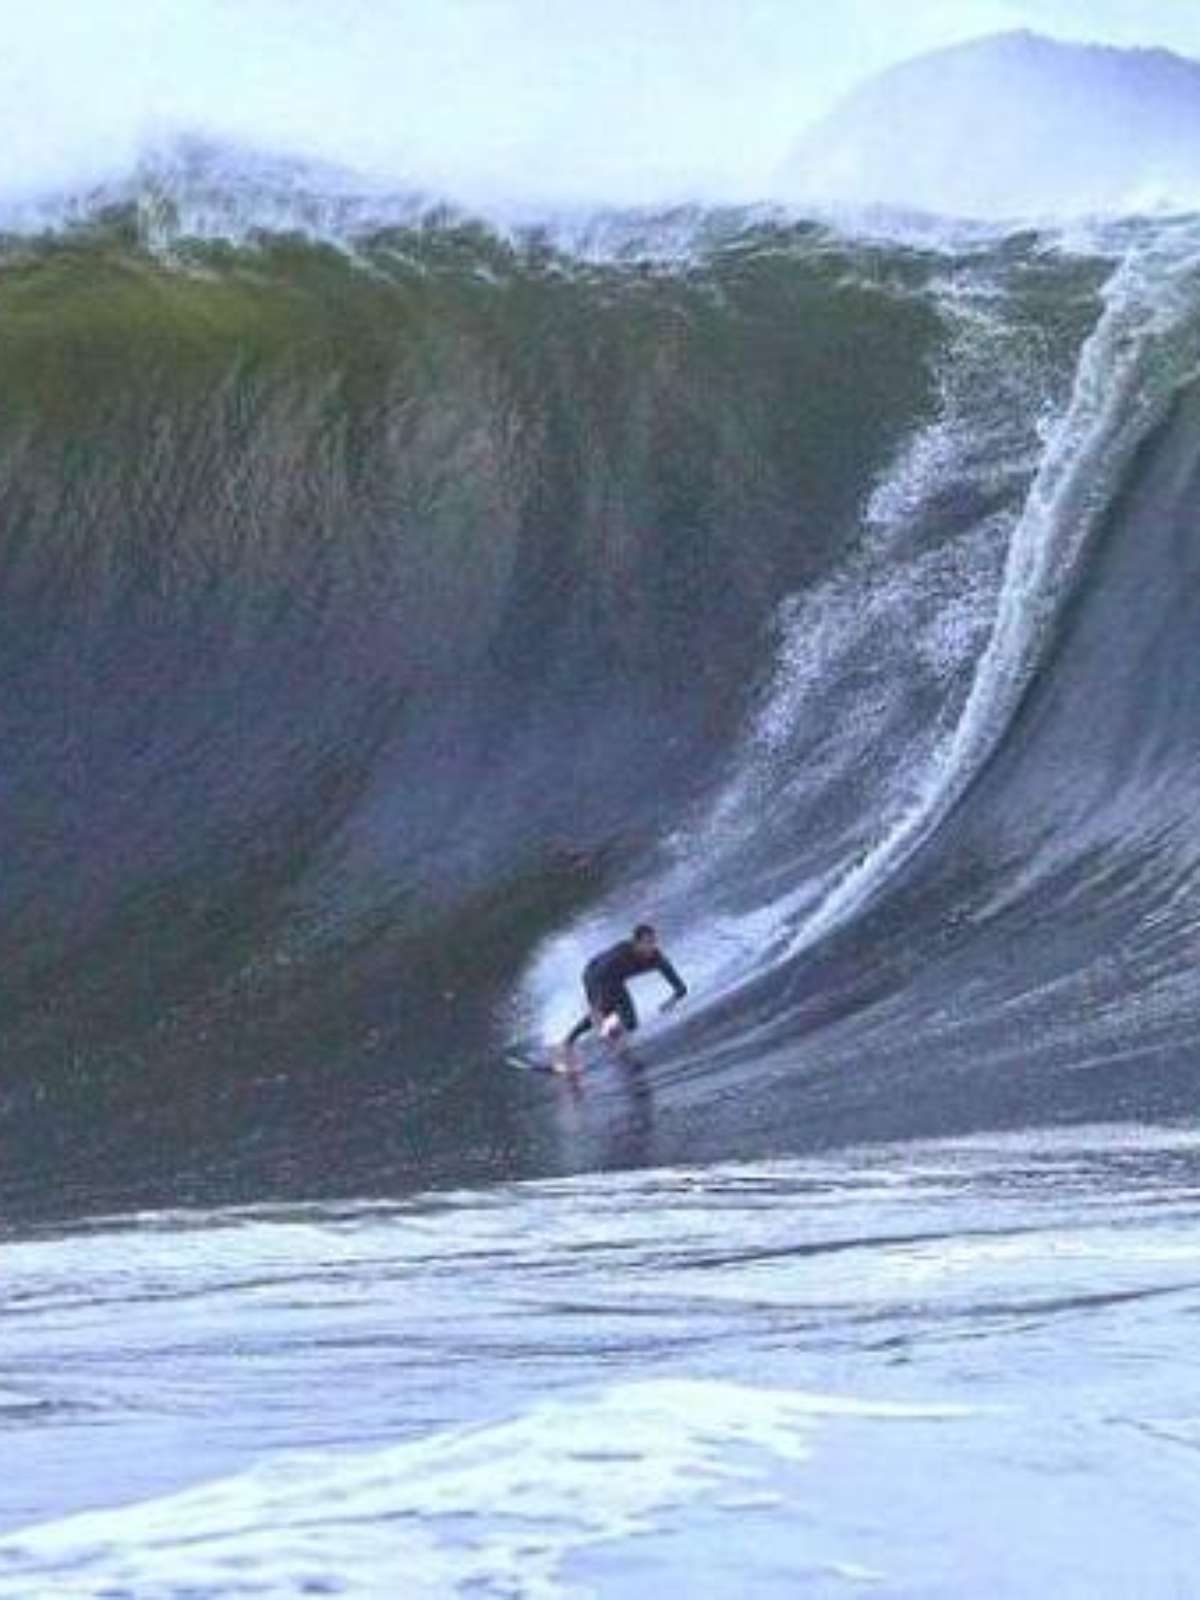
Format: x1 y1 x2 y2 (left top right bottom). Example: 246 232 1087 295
0 131 442 247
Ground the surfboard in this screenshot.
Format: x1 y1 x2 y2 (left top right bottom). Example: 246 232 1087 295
504 1050 561 1075
504 1040 642 1076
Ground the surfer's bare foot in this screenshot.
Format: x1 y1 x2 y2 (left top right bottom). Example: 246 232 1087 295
552 1045 581 1076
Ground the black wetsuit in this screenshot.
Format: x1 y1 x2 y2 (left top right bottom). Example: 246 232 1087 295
565 940 687 1046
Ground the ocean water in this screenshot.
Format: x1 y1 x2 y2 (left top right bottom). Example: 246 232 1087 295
3 1132 1199 1596
4 145 1200 1592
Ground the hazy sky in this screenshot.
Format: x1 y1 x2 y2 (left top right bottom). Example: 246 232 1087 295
6 0 1200 204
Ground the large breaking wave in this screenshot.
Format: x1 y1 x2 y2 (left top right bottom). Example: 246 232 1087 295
4 151 1200 1219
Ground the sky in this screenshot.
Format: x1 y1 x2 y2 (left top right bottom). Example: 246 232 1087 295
5 0 1200 205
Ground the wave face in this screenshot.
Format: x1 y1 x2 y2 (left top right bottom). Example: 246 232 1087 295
4 171 1200 1218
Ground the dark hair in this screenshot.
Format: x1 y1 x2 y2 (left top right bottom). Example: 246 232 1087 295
633 923 656 941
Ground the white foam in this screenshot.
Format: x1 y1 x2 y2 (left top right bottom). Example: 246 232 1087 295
516 232 1062 1035
648 219 1200 1012
0 1378 960 1596
779 224 1200 951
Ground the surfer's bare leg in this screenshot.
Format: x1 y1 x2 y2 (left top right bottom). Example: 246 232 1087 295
600 1011 647 1067
600 1012 626 1047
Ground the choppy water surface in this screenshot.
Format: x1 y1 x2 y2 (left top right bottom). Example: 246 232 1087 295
3 1128 1199 1597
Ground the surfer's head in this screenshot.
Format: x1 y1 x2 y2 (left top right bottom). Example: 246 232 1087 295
633 923 658 954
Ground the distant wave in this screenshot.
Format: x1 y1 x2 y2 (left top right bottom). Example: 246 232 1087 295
781 33 1200 221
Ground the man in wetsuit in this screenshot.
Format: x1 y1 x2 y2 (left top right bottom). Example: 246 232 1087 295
556 923 687 1071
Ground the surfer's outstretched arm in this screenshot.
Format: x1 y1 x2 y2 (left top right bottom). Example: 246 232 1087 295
655 953 687 1009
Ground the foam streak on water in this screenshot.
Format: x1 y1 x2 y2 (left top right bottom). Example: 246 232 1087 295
2 1129 1199 1597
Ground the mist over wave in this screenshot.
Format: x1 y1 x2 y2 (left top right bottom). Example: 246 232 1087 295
3 147 1200 1219
783 32 1200 221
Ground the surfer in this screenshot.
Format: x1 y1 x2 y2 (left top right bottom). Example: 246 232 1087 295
556 923 687 1072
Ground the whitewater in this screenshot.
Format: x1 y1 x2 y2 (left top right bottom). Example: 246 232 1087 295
4 135 1200 1594
3 1134 1199 1596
